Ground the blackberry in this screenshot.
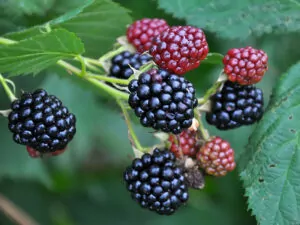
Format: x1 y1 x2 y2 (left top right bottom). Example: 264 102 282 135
206 81 264 130
168 130 200 158
109 51 152 80
124 148 189 215
128 69 198 134
149 26 208 75
197 136 236 176
223 46 268 85
126 18 170 53
8 89 76 153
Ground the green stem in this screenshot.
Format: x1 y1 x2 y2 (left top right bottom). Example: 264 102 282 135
87 74 130 85
117 100 147 153
0 74 17 102
86 77 128 100
198 80 223 105
57 60 129 100
99 45 127 62
194 108 209 141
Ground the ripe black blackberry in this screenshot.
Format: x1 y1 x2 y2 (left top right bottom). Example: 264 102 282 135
8 89 76 153
128 69 198 134
109 51 152 80
123 148 189 215
206 81 264 130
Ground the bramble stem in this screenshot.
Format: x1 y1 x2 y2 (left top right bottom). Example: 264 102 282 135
117 100 148 153
98 45 127 62
0 193 39 225
194 109 209 141
87 74 130 85
57 60 129 100
0 74 17 102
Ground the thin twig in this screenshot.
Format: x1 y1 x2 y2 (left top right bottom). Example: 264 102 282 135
0 193 39 225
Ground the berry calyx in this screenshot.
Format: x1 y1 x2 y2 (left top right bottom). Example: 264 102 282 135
196 137 236 176
168 130 200 158
127 18 170 53
8 89 76 153
149 26 209 75
223 46 268 85
123 148 189 215
109 51 152 80
206 81 264 130
128 68 198 134
26 146 66 158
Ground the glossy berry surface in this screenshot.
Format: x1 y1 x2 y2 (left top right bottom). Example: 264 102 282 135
196 137 236 176
150 26 208 75
124 148 189 215
109 51 152 80
223 46 268 85
206 81 264 130
8 89 76 153
127 18 169 53
128 68 198 134
168 130 199 158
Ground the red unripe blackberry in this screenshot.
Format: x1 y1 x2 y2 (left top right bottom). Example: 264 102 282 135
168 130 199 158
196 137 236 177
149 26 209 75
127 18 170 53
8 89 76 153
124 148 189 215
223 46 268 85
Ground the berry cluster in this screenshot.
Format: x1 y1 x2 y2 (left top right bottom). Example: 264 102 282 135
128 68 198 134
8 89 76 155
0 16 270 217
124 149 189 215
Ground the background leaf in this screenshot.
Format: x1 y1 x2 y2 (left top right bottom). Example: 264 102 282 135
157 0 300 40
5 0 132 57
0 29 84 76
240 63 300 225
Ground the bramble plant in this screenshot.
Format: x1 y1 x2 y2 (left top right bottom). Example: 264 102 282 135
0 0 300 224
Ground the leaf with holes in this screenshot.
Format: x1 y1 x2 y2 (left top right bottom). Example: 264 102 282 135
158 0 300 40
5 0 132 57
0 29 84 76
239 62 300 225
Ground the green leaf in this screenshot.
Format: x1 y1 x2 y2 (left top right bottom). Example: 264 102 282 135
0 0 55 17
5 0 132 57
0 29 84 76
202 53 223 65
240 63 300 225
157 0 300 40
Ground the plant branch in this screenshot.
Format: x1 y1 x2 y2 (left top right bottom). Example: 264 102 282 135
117 100 147 153
0 37 16 45
0 74 17 102
0 193 39 225
57 60 129 100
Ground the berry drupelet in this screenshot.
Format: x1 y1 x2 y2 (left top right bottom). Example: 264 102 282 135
8 89 76 153
197 137 236 177
206 81 264 130
124 148 189 215
150 26 209 75
223 46 268 85
168 130 200 158
109 51 152 80
127 18 170 53
128 68 198 134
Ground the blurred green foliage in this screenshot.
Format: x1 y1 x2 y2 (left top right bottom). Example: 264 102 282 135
0 0 299 225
